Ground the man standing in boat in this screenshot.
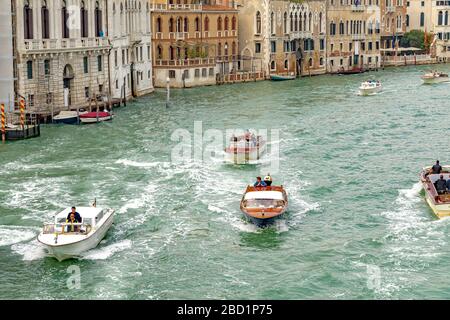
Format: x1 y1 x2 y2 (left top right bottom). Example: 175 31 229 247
435 175 447 195
264 174 272 186
67 207 82 223
431 160 442 174
254 177 267 187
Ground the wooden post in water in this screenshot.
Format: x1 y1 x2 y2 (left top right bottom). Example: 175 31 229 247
166 77 170 108
95 96 99 123
1 104 5 143
20 99 25 130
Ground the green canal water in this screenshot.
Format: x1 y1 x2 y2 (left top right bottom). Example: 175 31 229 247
1 65 450 299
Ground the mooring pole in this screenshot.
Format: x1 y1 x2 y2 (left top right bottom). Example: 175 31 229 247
20 99 25 130
1 103 6 143
166 77 170 108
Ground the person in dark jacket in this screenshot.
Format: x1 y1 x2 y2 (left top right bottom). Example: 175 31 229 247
66 207 82 223
435 175 447 194
254 177 267 187
432 160 443 174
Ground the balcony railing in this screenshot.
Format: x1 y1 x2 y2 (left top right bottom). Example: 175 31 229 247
352 34 366 40
24 37 109 51
149 3 203 11
154 58 216 67
289 31 312 39
386 6 395 13
351 5 365 11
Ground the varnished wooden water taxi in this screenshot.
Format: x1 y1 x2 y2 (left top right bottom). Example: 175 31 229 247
420 165 450 218
240 185 288 226
225 134 266 164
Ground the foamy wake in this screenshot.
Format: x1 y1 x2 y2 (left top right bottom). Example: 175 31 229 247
81 239 132 260
115 159 166 168
11 239 47 261
0 226 38 247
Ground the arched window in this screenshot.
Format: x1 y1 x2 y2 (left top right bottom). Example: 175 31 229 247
41 0 49 39
169 17 174 32
62 0 69 38
232 16 236 30
81 1 88 38
303 12 307 31
204 16 209 32
299 13 302 31
309 57 313 67
184 17 189 32
177 16 182 32
156 17 162 33
295 13 298 32
445 11 449 25
218 42 222 56
271 60 275 70
157 45 163 59
309 12 312 31
195 17 200 31
319 12 323 33
217 17 222 31
284 59 288 69
232 41 236 55
224 42 229 56
256 11 261 34
283 12 287 34
290 13 293 32
420 12 425 27
270 12 274 34
406 14 409 27
169 46 175 60
95 1 103 37
438 11 443 26
224 17 229 30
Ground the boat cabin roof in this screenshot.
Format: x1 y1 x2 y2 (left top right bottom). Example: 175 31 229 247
55 207 105 220
244 191 284 201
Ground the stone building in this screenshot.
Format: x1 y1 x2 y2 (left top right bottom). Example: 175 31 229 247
14 0 111 114
407 0 450 61
380 0 407 50
150 0 239 88
326 0 381 73
0 2 14 111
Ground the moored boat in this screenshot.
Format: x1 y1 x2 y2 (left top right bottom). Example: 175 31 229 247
225 132 266 164
37 205 115 261
337 67 365 75
53 110 87 124
270 74 296 81
420 166 450 218
79 111 113 123
359 80 382 96
240 185 288 226
421 71 449 84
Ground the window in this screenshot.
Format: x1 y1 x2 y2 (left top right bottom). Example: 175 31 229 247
97 55 102 71
169 70 176 78
270 12 274 35
81 1 88 37
209 68 214 76
202 68 207 77
83 56 89 73
114 50 118 67
255 42 261 53
320 39 325 51
270 60 275 70
44 59 50 75
195 69 200 78
232 16 237 30
271 41 276 53
122 49 125 65
27 61 33 79
62 0 70 38
95 1 103 37
420 12 425 27
24 1 33 39
116 80 119 89
256 11 261 34
204 17 209 32
284 59 288 69
85 87 90 98
41 1 50 39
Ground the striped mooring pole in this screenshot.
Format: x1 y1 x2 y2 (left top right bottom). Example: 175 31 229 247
20 99 25 129
1 103 5 143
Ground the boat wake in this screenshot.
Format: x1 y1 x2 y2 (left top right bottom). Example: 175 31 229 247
0 225 38 247
11 239 47 261
81 239 132 260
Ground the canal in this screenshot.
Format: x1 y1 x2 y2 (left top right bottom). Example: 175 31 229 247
1 64 450 299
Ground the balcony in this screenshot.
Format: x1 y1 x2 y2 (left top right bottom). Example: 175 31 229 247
289 31 312 39
351 5 365 12
154 58 216 68
386 6 395 13
352 34 366 40
23 37 109 52
149 3 203 11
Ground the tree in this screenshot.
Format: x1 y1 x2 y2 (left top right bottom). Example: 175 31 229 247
400 30 434 50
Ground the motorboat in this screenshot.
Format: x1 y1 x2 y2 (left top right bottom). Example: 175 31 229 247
79 111 113 124
37 205 115 261
53 110 87 124
225 132 266 164
337 67 365 75
421 71 449 84
420 166 450 218
359 80 382 96
270 74 296 81
240 185 288 226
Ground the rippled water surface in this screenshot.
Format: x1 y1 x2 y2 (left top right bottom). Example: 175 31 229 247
1 65 450 299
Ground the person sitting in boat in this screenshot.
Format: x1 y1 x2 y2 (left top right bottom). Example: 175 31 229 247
435 175 447 195
254 176 267 187
66 212 80 233
431 160 442 174
250 133 257 147
66 206 82 223
244 129 251 141
264 174 272 186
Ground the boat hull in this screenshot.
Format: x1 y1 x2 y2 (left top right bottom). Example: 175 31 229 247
225 143 266 163
80 115 113 123
421 77 449 84
359 86 382 96
243 211 285 227
54 116 79 125
422 182 450 218
270 75 296 81
38 213 114 261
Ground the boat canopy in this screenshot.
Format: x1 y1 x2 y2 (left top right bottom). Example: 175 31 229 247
244 191 284 201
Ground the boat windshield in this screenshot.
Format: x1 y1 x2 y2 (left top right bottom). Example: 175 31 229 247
243 199 284 208
43 223 92 235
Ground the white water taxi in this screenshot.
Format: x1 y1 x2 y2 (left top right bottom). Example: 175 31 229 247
359 80 382 96
420 166 450 218
421 71 449 84
79 111 113 124
225 133 266 164
37 206 115 261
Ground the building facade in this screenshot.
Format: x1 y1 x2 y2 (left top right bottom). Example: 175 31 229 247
150 0 239 88
326 0 381 73
108 0 154 99
380 0 407 50
0 2 14 111
407 0 450 61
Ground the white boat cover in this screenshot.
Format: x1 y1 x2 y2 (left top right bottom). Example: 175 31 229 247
244 191 284 200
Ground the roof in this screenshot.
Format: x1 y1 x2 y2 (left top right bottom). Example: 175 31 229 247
244 191 284 201
56 207 104 219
